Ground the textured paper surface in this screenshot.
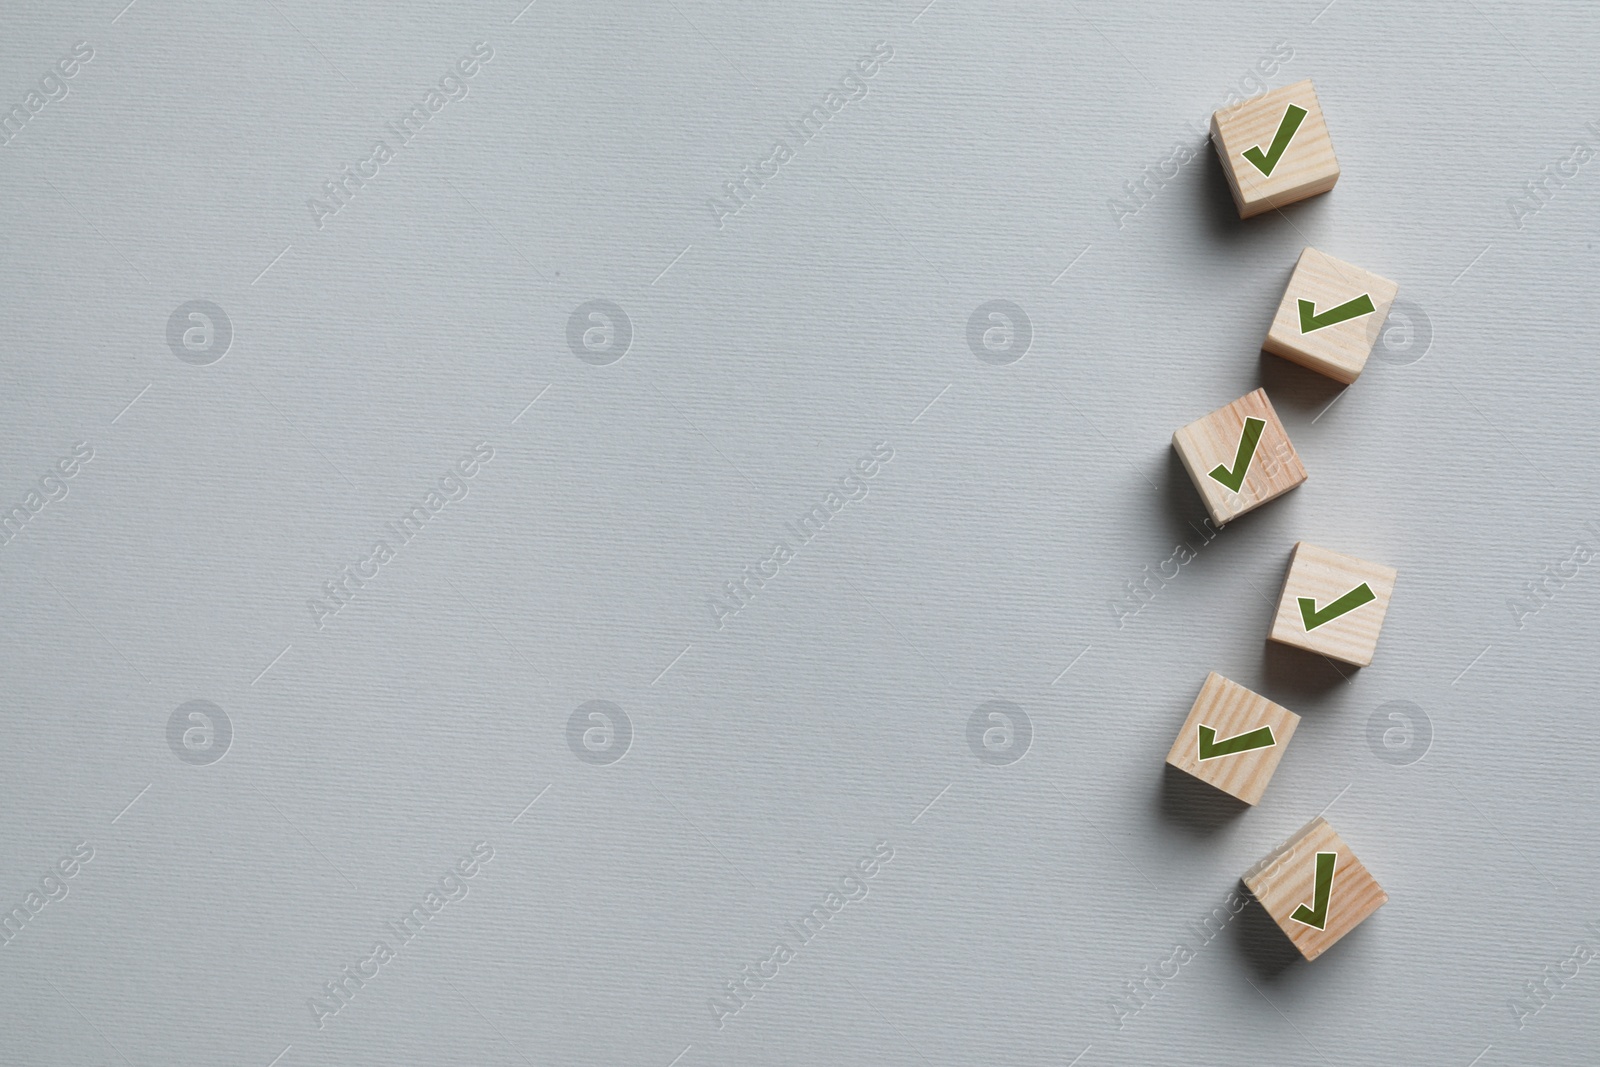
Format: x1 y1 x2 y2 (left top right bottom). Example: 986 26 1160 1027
2 2 1598 1065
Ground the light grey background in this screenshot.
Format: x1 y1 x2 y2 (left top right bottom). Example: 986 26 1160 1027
2 0 1598 1064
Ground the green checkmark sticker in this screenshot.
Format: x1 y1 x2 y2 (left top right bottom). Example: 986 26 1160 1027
1196 723 1276 761
1242 103 1308 177
1289 851 1338 930
1298 294 1376 333
1207 416 1265 493
1298 583 1375 630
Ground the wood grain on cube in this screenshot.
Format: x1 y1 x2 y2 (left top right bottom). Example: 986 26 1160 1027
1211 79 1340 218
1269 541 1397 667
1165 672 1300 806
1263 247 1399 384
1172 388 1307 527
1242 816 1387 961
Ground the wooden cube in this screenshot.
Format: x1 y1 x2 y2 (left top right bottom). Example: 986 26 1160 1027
1263 247 1399 384
1165 672 1299 806
1172 388 1307 527
1242 816 1387 961
1269 541 1397 667
1211 79 1340 218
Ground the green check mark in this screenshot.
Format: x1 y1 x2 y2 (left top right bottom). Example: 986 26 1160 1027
1242 103 1308 177
1298 583 1376 630
1207 417 1265 493
1290 851 1338 930
1298 294 1376 333
1196 723 1276 761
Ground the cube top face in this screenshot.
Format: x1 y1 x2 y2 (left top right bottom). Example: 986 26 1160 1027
1263 247 1400 384
1242 816 1387 961
1171 388 1307 527
1211 79 1340 218
1165 672 1300 806
1269 541 1397 667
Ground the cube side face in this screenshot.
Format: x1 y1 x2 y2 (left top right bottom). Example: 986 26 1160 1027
1165 672 1300 805
1263 247 1400 383
1242 817 1387 961
1172 424 1232 527
1270 541 1398 666
1212 79 1340 218
1172 388 1307 526
1209 112 1250 218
